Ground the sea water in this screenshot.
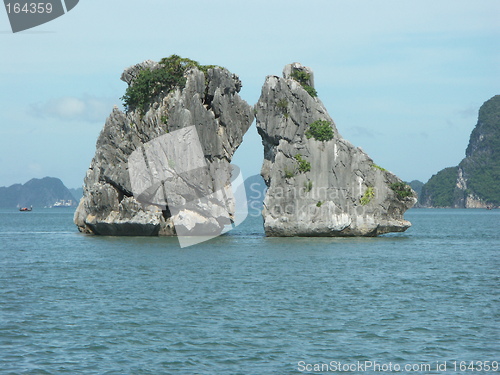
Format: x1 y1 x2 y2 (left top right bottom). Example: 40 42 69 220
0 208 498 374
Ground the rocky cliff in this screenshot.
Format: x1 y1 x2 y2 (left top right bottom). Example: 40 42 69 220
74 56 253 236
420 95 500 208
255 63 416 236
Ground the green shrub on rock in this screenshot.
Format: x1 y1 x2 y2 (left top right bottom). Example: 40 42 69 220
284 169 295 179
276 99 289 118
121 55 217 113
390 182 413 199
372 164 387 172
294 154 311 173
305 120 334 142
290 70 317 97
360 186 375 205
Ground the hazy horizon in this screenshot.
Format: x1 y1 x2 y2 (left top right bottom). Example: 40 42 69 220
1 1 499 189
0 170 442 191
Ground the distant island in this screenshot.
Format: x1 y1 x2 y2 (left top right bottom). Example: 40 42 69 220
408 180 424 200
0 177 80 209
419 95 499 208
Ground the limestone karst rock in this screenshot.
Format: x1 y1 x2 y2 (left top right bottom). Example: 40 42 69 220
420 95 500 208
74 56 253 236
255 63 416 236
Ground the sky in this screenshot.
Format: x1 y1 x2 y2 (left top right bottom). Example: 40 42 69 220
1 0 499 188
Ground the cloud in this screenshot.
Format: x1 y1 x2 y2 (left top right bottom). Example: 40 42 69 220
345 126 384 138
419 131 429 139
458 105 479 119
30 95 119 123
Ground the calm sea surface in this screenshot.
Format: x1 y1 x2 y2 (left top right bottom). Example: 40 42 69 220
0 208 498 374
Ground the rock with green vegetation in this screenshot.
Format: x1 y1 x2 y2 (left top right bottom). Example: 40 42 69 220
390 182 414 199
121 55 218 113
294 154 311 173
305 120 334 141
457 95 500 207
74 55 253 235
289 70 317 97
419 167 458 207
407 180 424 207
420 95 500 208
408 180 424 198
255 63 416 237
283 63 317 97
360 186 375 206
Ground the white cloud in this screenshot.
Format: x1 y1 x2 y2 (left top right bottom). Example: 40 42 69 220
458 105 479 119
344 126 384 139
30 95 119 123
49 97 85 118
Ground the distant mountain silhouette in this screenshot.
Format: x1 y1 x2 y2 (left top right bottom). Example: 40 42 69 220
0 177 77 208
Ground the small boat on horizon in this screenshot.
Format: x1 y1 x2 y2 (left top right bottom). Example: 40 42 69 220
19 206 32 212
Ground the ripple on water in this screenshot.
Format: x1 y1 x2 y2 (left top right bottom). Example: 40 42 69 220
0 209 499 373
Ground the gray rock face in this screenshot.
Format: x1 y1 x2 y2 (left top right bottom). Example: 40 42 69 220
256 63 416 237
74 60 253 236
120 60 158 85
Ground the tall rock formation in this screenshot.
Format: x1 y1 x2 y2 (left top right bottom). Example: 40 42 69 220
255 63 416 236
420 95 500 208
74 56 253 236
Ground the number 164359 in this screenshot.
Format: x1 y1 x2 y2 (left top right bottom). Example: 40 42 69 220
5 3 53 14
